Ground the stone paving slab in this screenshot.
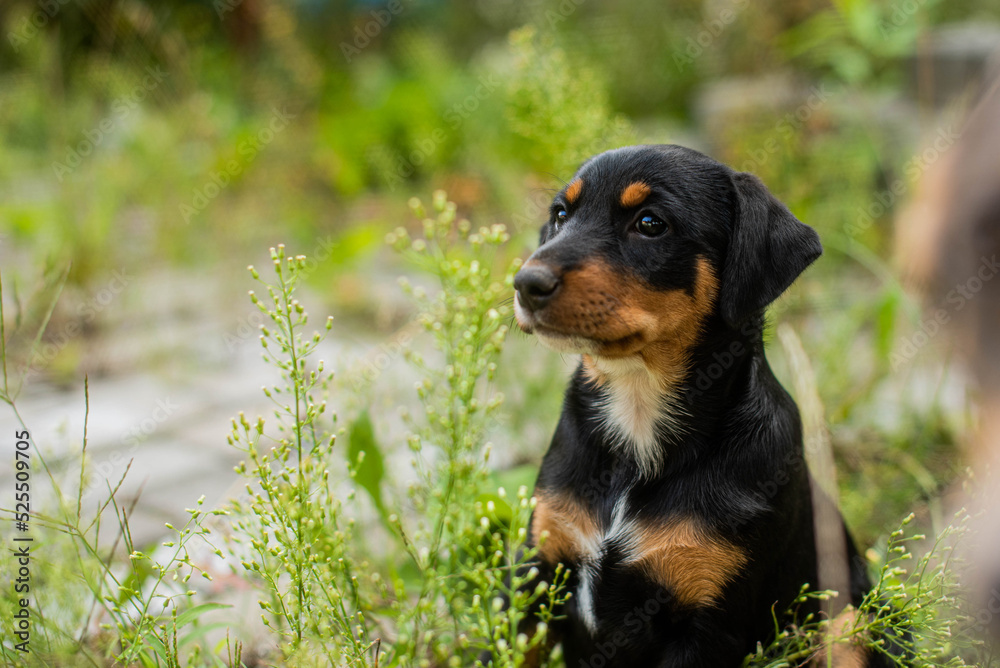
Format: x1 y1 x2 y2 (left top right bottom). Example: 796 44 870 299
0 312 424 555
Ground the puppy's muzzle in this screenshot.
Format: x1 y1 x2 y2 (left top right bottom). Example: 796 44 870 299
514 264 561 312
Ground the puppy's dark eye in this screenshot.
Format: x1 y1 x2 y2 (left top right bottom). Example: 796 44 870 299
554 209 568 229
635 215 668 237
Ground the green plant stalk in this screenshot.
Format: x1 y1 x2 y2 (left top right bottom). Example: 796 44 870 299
277 255 308 646
231 251 375 664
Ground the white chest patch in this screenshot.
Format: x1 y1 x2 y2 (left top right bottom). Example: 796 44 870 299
587 356 687 478
576 497 640 634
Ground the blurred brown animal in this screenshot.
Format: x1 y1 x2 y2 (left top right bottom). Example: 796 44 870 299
897 74 1000 641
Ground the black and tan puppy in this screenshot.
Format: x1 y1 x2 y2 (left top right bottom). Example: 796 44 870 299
512 145 882 667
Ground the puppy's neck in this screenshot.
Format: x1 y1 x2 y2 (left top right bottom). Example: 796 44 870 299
581 352 689 478
580 319 763 477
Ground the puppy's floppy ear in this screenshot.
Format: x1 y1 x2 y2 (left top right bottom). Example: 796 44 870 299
719 172 823 328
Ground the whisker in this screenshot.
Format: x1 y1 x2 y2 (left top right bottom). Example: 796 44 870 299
539 172 571 188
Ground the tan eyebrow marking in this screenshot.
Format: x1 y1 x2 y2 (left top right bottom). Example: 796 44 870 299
620 181 651 208
565 178 583 204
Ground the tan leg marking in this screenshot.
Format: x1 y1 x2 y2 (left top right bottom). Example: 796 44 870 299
628 517 748 608
531 492 600 565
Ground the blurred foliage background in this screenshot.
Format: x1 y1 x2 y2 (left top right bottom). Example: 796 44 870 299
3 0 1000 555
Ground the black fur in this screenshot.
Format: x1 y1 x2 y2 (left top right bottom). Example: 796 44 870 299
508 145 893 667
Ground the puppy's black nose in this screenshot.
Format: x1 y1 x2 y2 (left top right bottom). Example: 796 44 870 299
514 264 560 312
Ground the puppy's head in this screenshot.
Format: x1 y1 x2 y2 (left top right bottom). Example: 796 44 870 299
513 145 822 360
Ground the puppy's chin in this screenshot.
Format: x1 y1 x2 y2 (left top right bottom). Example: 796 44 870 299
533 329 600 354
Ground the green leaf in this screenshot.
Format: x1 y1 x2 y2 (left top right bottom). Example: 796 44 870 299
476 492 513 525
477 465 539 528
327 225 383 267
830 0 861 17
489 465 538 496
829 45 873 84
175 602 232 629
117 557 155 605
141 636 168 665
348 410 389 525
179 622 232 648
875 286 901 361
